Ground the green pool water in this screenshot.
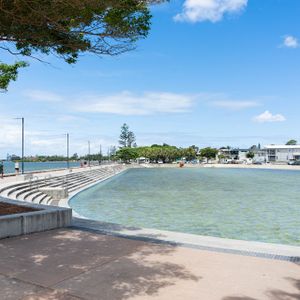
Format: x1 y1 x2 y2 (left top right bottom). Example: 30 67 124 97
70 168 300 246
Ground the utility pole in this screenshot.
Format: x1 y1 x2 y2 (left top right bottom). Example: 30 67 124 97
66 133 70 169
99 144 102 165
107 147 110 162
88 141 91 167
14 117 25 174
21 117 24 174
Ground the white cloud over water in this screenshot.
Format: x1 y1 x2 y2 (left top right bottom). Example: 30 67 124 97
253 111 286 123
74 91 195 115
174 0 248 23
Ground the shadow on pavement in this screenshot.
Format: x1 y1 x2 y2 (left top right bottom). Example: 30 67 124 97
223 276 300 300
0 228 200 300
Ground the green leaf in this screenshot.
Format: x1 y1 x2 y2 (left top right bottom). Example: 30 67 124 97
0 61 28 92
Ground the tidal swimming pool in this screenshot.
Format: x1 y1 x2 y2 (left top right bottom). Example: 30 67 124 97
70 168 300 246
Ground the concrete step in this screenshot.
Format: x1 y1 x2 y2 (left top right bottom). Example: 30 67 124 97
0 165 126 204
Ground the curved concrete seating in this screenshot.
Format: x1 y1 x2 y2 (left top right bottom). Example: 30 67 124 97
0 165 126 206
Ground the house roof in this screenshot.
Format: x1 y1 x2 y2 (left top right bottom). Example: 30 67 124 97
264 144 300 149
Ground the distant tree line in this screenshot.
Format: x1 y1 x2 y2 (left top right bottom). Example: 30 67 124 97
116 144 219 163
116 123 219 163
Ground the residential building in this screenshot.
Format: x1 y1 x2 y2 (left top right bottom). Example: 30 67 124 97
252 149 267 163
218 148 250 162
264 145 300 163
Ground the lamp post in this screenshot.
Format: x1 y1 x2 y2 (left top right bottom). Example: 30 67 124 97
88 141 91 167
66 133 70 169
99 144 102 165
107 147 110 162
14 117 25 174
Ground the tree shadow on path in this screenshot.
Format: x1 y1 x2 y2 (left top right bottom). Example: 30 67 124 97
0 228 200 300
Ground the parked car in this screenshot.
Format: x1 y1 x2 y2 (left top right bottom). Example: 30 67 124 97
253 161 263 165
288 160 300 165
190 160 199 164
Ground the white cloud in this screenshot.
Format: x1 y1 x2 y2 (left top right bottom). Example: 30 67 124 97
174 0 248 23
282 35 299 48
0 121 44 157
74 91 195 115
212 100 259 110
253 111 286 123
0 123 22 149
24 90 63 102
56 115 84 122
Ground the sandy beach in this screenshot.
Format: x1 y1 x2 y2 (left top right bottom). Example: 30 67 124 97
150 162 300 171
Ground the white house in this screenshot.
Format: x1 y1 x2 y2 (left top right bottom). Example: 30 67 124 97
218 148 250 162
136 157 150 164
252 149 267 163
264 145 300 163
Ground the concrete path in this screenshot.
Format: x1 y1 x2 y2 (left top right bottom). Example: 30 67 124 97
0 228 299 300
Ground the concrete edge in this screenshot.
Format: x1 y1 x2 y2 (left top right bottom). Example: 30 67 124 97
71 218 300 262
0 197 72 239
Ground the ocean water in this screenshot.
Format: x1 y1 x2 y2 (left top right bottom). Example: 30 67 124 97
70 168 300 246
2 161 80 174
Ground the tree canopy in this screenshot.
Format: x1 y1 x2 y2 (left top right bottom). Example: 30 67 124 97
286 139 297 145
0 0 164 91
0 61 28 91
116 144 198 164
246 151 255 159
119 123 136 148
116 147 138 162
199 147 218 160
136 144 197 163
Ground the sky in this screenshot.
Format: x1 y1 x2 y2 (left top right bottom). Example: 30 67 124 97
1 0 300 158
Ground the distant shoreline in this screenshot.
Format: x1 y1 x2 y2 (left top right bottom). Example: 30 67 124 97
2 161 81 176
149 163 300 171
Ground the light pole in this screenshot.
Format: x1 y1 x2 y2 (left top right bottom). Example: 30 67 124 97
99 144 102 165
66 133 70 169
88 141 91 167
14 117 25 174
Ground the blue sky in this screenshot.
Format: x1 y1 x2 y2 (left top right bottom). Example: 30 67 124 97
1 0 300 157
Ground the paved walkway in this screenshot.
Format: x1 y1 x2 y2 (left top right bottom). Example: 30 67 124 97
0 228 299 300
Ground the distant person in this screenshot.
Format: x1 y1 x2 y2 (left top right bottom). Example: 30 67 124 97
15 161 20 175
0 161 3 178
